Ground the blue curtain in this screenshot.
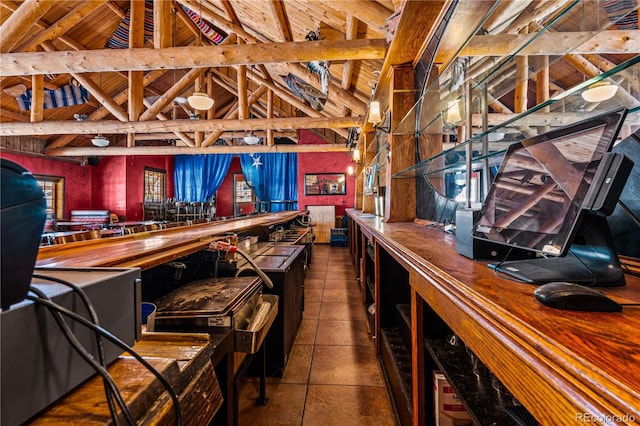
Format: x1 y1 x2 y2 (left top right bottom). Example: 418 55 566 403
174 154 233 201
240 153 298 212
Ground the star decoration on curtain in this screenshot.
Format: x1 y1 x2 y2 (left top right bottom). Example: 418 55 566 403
251 154 263 169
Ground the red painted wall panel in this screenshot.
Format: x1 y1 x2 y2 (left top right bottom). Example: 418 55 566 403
297 130 355 218
217 156 243 217
3 130 350 222
1 152 93 218
1 152 173 221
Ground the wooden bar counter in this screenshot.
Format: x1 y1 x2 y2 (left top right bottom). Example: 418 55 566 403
30 333 222 425
347 209 640 425
36 211 305 270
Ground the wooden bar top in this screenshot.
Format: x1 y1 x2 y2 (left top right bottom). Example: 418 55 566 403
30 333 222 425
347 209 640 425
36 211 305 271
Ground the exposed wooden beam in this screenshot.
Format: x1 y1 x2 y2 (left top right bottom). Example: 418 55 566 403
44 143 351 157
451 30 640 59
47 70 168 149
0 0 56 53
30 74 44 122
270 0 293 42
1 116 363 137
39 42 129 122
0 39 387 76
342 14 358 91
139 68 201 121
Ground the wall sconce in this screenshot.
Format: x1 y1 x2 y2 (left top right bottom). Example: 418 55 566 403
352 148 361 163
368 101 382 124
368 101 392 133
347 165 355 176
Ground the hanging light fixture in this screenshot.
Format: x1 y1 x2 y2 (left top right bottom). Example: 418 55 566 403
244 132 261 145
91 134 110 147
187 92 214 110
581 81 618 103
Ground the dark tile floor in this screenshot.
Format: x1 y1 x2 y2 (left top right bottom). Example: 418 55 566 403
238 244 396 425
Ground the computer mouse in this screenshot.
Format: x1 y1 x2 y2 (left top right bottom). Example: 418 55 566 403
534 282 623 312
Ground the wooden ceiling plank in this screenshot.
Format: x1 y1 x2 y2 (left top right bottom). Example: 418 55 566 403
0 0 56 53
15 0 107 53
1 116 362 137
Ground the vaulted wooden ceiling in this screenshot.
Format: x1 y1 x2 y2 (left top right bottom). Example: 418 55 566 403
0 0 402 155
1 1 638 157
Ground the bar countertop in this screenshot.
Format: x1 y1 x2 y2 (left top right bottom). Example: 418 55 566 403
347 209 640 425
36 211 305 270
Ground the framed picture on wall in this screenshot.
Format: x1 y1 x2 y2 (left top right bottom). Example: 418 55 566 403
304 173 346 195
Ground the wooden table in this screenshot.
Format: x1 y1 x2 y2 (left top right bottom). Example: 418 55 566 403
347 210 640 425
30 333 222 425
37 211 305 270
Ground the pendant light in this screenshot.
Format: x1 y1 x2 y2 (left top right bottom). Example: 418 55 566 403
581 81 618 103
187 0 214 111
91 134 110 147
244 132 261 145
187 92 214 110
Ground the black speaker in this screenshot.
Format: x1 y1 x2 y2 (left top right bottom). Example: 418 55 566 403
455 209 535 261
87 156 100 166
1 159 46 310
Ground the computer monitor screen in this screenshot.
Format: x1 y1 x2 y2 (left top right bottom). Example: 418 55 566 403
473 109 627 257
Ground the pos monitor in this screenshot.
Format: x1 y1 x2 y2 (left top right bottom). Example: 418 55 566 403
472 109 632 287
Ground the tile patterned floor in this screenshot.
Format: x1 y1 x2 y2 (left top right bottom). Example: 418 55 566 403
238 244 396 425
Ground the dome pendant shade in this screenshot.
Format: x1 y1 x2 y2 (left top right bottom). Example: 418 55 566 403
187 92 214 110
244 132 261 145
581 82 618 103
91 134 110 147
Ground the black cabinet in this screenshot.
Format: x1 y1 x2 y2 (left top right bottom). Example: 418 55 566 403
250 245 306 377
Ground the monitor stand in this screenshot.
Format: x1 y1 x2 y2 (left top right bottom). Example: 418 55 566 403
489 214 626 287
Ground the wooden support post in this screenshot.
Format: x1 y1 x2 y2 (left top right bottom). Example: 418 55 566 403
384 64 416 222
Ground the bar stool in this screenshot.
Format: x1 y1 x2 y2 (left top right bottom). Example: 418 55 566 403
190 201 203 220
174 201 189 222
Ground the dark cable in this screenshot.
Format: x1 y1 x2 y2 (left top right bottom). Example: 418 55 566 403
32 273 121 424
27 287 134 424
25 295 182 426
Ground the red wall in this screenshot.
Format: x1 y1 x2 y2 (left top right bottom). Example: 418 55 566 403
297 129 355 217
1 152 173 220
1 152 94 218
216 156 243 217
2 131 352 221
